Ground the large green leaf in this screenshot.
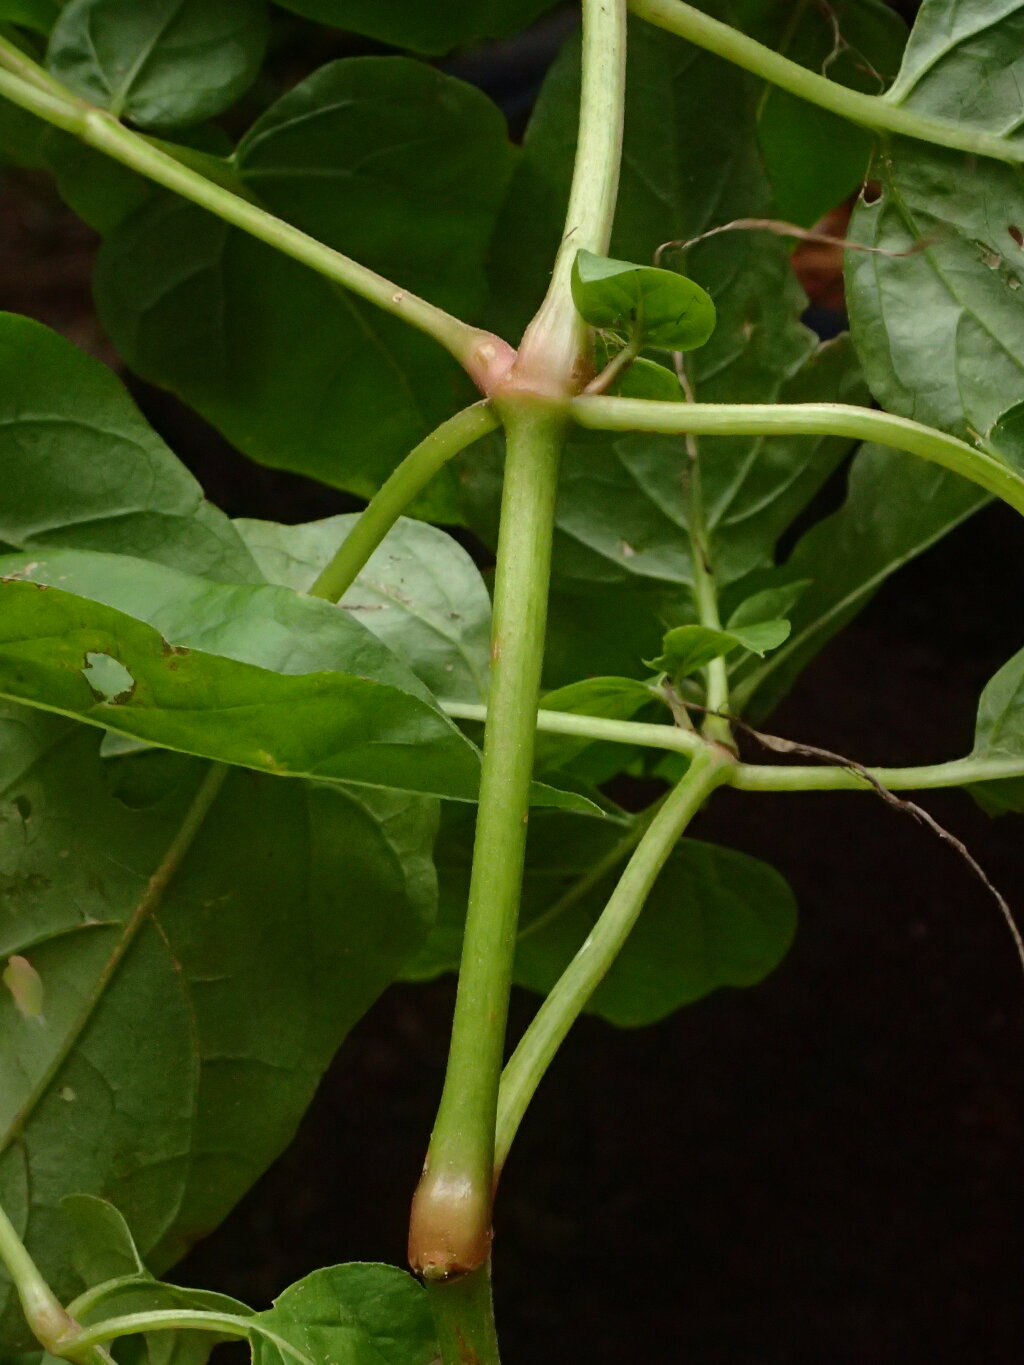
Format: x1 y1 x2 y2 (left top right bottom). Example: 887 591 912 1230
735 0 907 225
0 313 259 583
478 17 867 620
92 59 515 517
730 444 989 717
272 0 556 56
408 808 797 1027
0 706 437 1350
0 554 483 800
846 0 1024 452
47 0 268 130
235 515 492 703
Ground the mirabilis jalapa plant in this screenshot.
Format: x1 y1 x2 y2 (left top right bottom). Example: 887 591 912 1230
0 0 1022 1358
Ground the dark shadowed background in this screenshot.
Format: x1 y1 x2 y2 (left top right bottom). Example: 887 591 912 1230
1 6 1022 1361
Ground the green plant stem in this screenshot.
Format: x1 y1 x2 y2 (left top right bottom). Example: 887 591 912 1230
409 0 627 1306
308 403 498 603
495 745 731 1168
0 65 507 383
629 0 1024 166
0 1201 75 1354
55 1310 279 1357
408 400 565 1285
514 0 627 391
424 1265 501 1365
441 701 1024 792
584 329 644 394
571 397 1024 516
679 399 733 748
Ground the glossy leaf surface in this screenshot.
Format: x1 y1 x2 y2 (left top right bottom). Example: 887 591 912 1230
0 708 437 1348
571 250 716 350
47 0 268 129
250 1263 435 1365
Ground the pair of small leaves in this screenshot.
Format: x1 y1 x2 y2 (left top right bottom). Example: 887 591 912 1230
571 249 716 353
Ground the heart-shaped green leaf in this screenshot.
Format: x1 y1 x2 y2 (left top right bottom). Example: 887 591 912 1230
571 250 716 351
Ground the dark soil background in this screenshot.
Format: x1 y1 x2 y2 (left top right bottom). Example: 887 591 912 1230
2 9 1023 1362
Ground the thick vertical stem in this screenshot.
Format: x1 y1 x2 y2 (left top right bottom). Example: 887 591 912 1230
408 399 566 1280
424 1265 501 1365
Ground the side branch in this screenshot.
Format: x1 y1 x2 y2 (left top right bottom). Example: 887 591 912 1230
0 65 510 386
308 403 499 603
571 397 1024 517
495 746 732 1168
442 701 1024 793
629 0 1024 166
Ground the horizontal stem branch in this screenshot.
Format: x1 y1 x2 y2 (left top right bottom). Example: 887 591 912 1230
0 65 506 381
571 397 1024 516
495 745 731 1168
629 0 1024 165
441 701 1021 792
308 403 498 603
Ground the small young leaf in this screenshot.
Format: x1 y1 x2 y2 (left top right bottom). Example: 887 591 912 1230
726 581 811 631
250 1264 436 1365
47 0 269 130
533 676 655 780
651 620 790 680
571 250 716 350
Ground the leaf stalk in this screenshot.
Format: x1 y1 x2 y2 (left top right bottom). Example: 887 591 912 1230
630 0 1024 166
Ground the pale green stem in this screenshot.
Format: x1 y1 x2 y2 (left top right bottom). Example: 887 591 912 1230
679 402 733 748
443 699 705 757
408 0 629 1306
584 329 644 395
0 66 505 382
730 757 1024 793
0 1202 74 1354
515 0 628 389
408 400 566 1282
441 701 1023 793
629 0 1024 166
424 1265 501 1365
495 746 731 1168
55 1310 313 1365
307 403 498 603
571 397 1024 516
0 33 68 96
